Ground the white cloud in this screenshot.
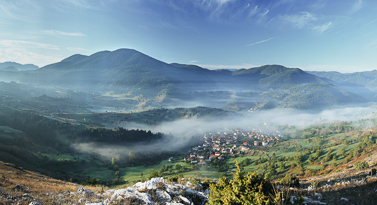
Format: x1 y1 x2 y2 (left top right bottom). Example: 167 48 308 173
189 0 273 24
0 47 62 67
198 0 235 19
66 47 91 52
0 40 59 50
0 40 61 66
0 1 40 22
44 30 86 37
247 37 275 47
196 63 258 70
277 11 334 34
247 5 259 17
214 0 233 5
259 9 269 18
195 0 264 22
366 39 377 50
280 11 317 28
351 0 364 13
312 22 333 34
300 64 375 73
201 0 233 7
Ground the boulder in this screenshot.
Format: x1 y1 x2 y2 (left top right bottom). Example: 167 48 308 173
22 193 33 199
315 193 323 200
109 188 154 204
29 202 42 205
102 189 115 198
15 184 23 191
340 197 349 203
166 183 186 195
77 187 95 197
184 189 208 199
133 177 165 191
178 195 191 204
156 190 172 202
290 196 297 204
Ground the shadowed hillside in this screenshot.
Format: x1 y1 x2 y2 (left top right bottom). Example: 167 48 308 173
0 49 365 111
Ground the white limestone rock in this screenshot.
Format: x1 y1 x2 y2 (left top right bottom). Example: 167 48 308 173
315 193 323 200
108 187 154 204
166 183 186 195
133 177 165 191
77 187 95 197
179 195 191 205
156 190 171 202
85 203 104 205
78 198 87 203
184 189 208 201
102 189 115 198
29 202 42 205
340 197 349 203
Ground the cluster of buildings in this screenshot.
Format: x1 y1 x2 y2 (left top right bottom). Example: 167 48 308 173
185 129 284 164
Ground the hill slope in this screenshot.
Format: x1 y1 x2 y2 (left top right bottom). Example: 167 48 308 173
234 65 329 89
272 83 366 109
0 62 38 71
309 70 377 100
8 49 369 110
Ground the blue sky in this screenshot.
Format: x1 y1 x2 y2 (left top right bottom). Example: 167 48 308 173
0 0 376 73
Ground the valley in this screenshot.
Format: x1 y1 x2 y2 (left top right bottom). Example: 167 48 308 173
3 0 377 203
1 49 377 204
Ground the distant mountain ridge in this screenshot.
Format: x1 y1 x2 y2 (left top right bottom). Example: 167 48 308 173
308 71 377 100
3 48 371 110
0 62 39 71
233 65 330 89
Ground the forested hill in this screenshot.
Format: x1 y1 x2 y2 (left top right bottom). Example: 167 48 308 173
1 48 369 110
0 62 39 71
308 70 377 101
233 65 329 89
0 106 167 179
19 49 331 93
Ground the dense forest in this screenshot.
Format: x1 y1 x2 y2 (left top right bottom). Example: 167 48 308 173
0 106 170 181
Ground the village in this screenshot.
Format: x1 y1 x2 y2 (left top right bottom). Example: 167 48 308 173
182 128 284 165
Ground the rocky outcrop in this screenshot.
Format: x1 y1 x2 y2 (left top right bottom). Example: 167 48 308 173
77 186 95 197
97 177 208 205
1 176 208 205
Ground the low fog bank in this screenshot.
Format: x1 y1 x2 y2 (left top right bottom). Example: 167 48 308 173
71 134 201 160
72 106 377 160
122 106 377 133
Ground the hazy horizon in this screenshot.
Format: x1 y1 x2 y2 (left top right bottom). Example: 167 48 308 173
1 0 376 73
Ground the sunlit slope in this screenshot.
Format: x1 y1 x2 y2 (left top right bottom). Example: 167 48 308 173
15 49 369 110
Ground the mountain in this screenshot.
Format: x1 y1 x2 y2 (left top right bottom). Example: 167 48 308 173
0 62 39 82
7 48 368 110
309 71 377 100
0 66 17 72
26 49 326 91
0 62 39 71
309 70 377 87
233 65 329 89
271 83 366 109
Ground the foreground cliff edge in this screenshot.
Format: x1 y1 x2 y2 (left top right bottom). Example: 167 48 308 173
3 160 377 204
0 160 210 204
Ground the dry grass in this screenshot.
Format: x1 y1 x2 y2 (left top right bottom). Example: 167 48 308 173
0 161 108 204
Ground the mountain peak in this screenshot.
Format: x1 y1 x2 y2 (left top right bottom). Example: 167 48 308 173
0 62 39 71
233 64 302 76
61 54 88 63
